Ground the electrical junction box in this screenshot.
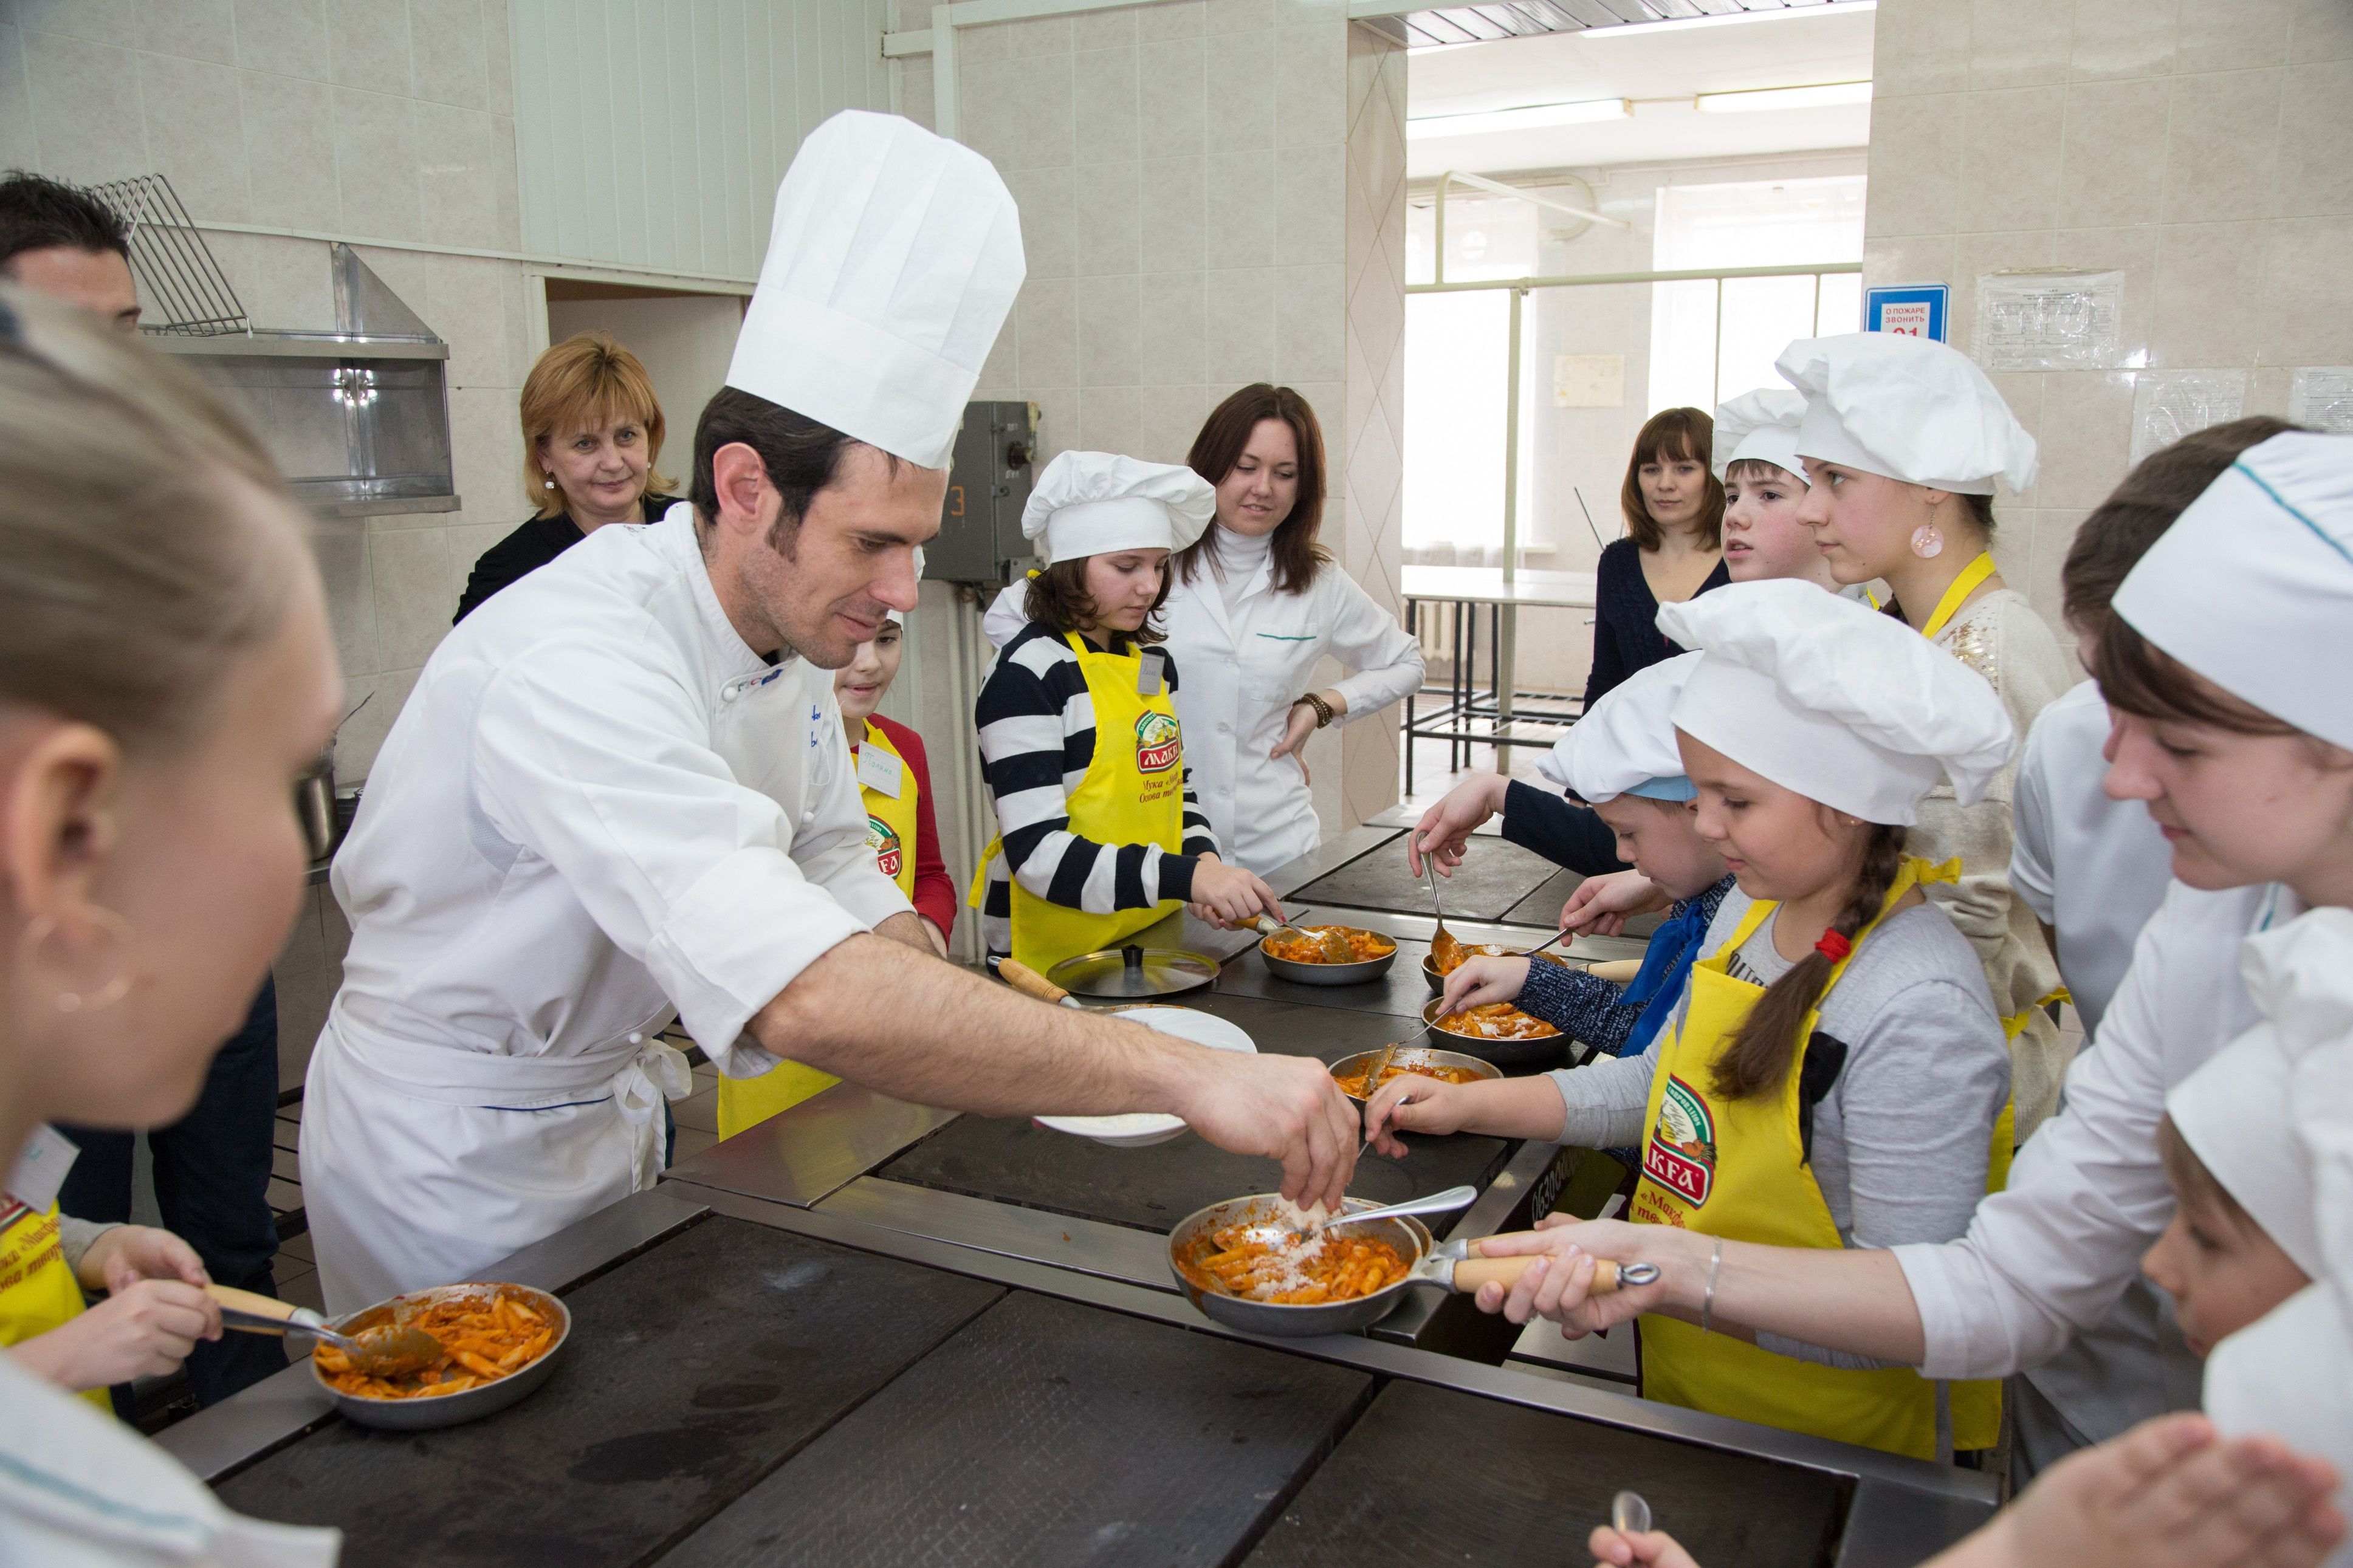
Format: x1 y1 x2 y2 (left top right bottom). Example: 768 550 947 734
925 400 1039 585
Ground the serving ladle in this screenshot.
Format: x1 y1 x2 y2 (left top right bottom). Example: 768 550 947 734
208 1284 444 1378
1424 853 1466 975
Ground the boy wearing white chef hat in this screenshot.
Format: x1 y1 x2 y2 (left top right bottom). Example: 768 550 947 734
1714 388 1841 595
1439 581 2021 1461
1781 330 2075 1141
301 113 1363 1315
972 450 1289 969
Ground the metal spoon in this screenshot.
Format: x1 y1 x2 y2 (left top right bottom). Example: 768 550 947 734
1612 1491 1653 1536
1303 1183 1479 1238
1424 854 1465 974
209 1284 443 1378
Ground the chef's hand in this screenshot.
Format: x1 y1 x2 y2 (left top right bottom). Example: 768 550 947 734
1470 1218 1670 1336
9 1277 222 1392
1441 955 1529 1015
1178 1050 1359 1211
1187 857 1283 928
77 1224 210 1295
1940 1413 2343 1568
1405 772 1510 878
1560 869 1669 937
1361 1073 1476 1158
1590 1527 1703 1568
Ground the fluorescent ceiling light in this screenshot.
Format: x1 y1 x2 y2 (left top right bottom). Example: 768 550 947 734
1696 81 1874 114
1579 0 1876 38
1406 98 1631 140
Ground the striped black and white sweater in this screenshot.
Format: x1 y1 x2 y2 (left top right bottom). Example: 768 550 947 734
977 621 1220 957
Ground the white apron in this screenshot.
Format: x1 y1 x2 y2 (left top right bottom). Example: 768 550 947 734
301 507 910 1315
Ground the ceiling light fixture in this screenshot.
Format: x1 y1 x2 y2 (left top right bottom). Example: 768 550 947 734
1576 0 1877 38
1695 81 1875 114
1406 97 1632 140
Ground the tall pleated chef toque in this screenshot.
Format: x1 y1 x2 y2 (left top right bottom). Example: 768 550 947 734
1778 333 2037 495
1658 579 2015 826
725 111 1025 470
1711 388 1809 484
1539 652 1700 803
1022 451 1216 566
2112 431 2353 750
2202 908 2353 1564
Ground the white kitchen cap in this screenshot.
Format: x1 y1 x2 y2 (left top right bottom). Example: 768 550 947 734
2165 911 2353 1280
980 579 1028 647
1712 388 1809 484
1539 653 1700 803
1779 334 2037 496
2112 431 2353 750
2204 1281 2353 1568
1021 451 1215 566
1660 580 2015 826
726 111 1025 470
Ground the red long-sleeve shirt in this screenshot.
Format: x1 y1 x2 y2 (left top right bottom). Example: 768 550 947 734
865 713 957 942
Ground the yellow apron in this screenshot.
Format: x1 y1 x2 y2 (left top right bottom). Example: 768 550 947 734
1632 858 2011 1459
717 721 925 1140
972 632 1188 972
1917 553 2073 1042
0 1199 109 1412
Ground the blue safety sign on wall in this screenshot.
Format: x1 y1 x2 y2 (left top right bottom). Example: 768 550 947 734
1865 284 1949 342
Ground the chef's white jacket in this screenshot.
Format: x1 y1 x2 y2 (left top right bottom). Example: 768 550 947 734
1156 563 1422 875
2008 681 2175 1036
1894 880 2301 1399
300 504 910 1313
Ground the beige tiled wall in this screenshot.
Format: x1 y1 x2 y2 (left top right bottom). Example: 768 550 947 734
1866 0 2353 648
902 0 1410 837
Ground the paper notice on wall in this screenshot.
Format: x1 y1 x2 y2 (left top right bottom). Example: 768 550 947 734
2288 368 2353 433
1973 271 2125 372
1554 354 1626 408
2131 371 2248 467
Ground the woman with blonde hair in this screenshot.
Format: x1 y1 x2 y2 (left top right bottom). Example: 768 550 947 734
453 330 678 621
0 286 346 1559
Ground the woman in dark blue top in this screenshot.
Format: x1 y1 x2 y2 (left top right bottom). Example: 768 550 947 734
1583 406 1729 710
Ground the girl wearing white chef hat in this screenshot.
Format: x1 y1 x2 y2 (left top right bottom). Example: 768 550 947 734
972 451 1286 972
1468 580 2022 1461
1780 332 2074 1140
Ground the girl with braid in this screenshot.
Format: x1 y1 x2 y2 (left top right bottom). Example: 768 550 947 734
1369 580 2016 1461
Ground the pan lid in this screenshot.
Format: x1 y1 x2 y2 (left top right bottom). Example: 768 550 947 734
1046 943 1218 998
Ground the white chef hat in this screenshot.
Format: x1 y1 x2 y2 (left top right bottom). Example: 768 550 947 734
2204 1281 2353 1568
1658 580 2015 825
1021 451 1215 566
1712 389 1809 484
1539 653 1700 803
2164 911 2353 1280
2111 432 2353 751
1778 334 2038 496
725 111 1025 470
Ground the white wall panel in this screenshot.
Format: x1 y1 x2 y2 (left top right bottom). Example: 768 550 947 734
512 0 893 278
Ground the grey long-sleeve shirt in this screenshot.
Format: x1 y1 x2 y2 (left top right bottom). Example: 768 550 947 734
1547 887 2013 1368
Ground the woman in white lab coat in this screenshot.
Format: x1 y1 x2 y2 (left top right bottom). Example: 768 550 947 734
1156 385 1423 877
1458 428 2353 1479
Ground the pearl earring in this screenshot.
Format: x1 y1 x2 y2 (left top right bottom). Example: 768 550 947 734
544 478 556 489
1911 524 1943 559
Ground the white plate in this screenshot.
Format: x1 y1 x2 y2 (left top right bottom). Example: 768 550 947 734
1033 1006 1257 1148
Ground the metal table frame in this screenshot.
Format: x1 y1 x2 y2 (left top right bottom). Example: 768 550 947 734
1400 567 1596 794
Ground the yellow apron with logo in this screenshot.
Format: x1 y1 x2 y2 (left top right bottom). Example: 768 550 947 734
1632 857 2012 1460
972 632 1187 973
717 721 926 1140
0 1200 109 1412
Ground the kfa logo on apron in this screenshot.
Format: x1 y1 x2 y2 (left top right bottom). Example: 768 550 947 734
865 814 903 880
1642 1075 1718 1207
1134 711 1181 773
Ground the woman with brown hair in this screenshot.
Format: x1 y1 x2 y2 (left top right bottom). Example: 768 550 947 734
1584 406 1730 710
452 330 679 621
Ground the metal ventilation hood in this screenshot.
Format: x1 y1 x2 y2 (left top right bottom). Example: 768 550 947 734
1353 0 1870 51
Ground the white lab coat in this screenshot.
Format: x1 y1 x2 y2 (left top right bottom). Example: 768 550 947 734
1892 879 2303 1434
0 1354 339 1565
300 505 910 1315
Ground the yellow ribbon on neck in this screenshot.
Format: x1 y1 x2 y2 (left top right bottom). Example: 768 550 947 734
1920 552 1996 641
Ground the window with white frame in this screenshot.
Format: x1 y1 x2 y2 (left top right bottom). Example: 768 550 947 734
1402 193 1536 552
1647 175 1866 415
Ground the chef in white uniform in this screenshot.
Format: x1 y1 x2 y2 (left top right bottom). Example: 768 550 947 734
984 385 1422 875
300 112 1359 1314
1460 430 2353 1471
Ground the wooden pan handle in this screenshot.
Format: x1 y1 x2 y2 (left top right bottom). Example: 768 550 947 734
1451 1238 1636 1296
1585 958 1643 984
208 1284 299 1321
997 958 1074 1007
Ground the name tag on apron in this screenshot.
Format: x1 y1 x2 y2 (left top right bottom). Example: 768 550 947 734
856 743 904 799
1137 651 1166 697
5 1125 77 1213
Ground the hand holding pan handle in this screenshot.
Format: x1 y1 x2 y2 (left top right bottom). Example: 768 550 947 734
1444 1236 1660 1296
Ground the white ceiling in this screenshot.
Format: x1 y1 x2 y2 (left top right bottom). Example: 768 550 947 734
1404 5 1876 180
